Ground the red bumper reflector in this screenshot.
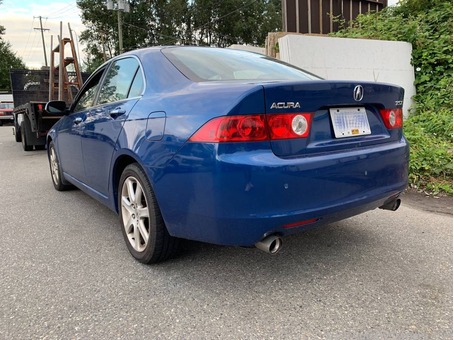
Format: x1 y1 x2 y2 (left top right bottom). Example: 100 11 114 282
283 218 319 229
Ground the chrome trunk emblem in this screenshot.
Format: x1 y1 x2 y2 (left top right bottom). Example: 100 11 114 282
353 85 364 102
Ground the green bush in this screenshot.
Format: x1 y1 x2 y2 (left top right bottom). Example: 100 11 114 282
405 114 453 195
332 0 453 195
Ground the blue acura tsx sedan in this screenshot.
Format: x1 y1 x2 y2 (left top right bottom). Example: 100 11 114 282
46 46 409 263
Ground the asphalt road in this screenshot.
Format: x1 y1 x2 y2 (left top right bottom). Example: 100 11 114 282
0 126 452 339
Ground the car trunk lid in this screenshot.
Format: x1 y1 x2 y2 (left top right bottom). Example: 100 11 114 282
262 81 404 158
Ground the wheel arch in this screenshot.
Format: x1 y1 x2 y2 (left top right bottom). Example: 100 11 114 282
112 153 145 213
46 130 59 157
46 135 53 148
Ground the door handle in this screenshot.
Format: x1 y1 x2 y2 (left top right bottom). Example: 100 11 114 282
110 107 126 118
89 109 103 115
73 117 83 125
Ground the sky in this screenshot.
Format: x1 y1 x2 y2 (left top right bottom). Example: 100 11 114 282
0 0 86 69
1 0 400 69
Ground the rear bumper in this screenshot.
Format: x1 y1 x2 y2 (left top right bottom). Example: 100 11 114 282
152 137 409 246
0 115 13 121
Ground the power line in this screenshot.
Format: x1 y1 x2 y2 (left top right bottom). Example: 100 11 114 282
194 0 259 32
25 31 42 66
23 31 37 63
48 4 80 19
22 18 36 60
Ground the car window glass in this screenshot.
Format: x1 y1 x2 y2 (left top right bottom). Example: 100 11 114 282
128 69 144 98
98 58 140 104
73 70 104 112
162 47 321 82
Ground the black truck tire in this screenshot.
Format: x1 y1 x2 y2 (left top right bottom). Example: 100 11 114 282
15 124 22 142
14 117 22 142
21 121 33 151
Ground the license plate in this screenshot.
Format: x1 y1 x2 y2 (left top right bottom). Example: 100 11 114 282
329 107 371 138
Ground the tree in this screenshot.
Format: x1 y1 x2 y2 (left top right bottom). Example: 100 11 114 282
191 0 281 47
191 0 217 45
0 0 25 91
0 0 4 37
77 0 282 63
0 42 26 91
77 0 161 64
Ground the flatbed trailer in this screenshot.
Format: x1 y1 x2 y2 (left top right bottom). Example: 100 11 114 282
9 26 86 151
9 69 63 151
12 101 64 150
10 69 87 150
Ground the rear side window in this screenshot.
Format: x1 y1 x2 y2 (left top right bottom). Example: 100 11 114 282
128 68 144 98
98 58 142 104
162 47 320 82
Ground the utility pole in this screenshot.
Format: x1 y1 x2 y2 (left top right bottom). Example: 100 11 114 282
118 9 123 54
101 31 107 62
106 0 130 55
34 16 50 67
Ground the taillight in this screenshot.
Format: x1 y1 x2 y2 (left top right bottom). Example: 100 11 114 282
380 108 402 129
189 113 313 142
189 115 268 142
268 113 312 139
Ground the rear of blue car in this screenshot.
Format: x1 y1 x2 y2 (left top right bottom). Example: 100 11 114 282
154 78 409 249
46 46 409 262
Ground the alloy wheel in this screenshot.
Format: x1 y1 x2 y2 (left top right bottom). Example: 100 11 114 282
120 176 150 252
50 147 60 185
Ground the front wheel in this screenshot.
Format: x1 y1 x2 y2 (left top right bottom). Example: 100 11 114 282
48 141 72 191
119 163 178 264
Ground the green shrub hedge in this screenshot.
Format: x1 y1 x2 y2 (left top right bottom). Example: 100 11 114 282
332 0 453 195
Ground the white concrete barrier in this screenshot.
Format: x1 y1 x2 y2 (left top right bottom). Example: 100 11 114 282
278 34 415 117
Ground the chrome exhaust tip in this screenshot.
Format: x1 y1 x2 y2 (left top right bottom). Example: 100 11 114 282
379 198 401 211
255 235 283 254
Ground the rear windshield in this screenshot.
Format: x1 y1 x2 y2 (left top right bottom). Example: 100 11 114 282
162 47 320 82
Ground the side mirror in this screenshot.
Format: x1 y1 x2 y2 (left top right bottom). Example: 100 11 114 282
45 101 68 114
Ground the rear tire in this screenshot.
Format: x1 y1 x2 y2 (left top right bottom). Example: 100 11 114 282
119 163 179 264
14 126 22 142
20 121 32 151
14 119 22 142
